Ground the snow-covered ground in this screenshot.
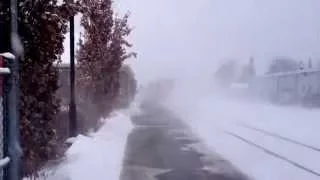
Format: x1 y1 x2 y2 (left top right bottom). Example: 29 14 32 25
166 87 320 180
23 79 320 180
27 105 140 180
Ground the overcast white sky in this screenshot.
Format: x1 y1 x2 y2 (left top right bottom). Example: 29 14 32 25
114 0 320 83
62 0 320 84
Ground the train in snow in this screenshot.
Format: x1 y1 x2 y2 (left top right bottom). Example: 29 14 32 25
248 69 320 106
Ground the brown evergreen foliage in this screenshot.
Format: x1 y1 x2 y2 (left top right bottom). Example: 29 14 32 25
1 0 135 175
19 1 75 176
77 0 136 127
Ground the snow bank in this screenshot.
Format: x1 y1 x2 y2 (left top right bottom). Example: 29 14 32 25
31 108 134 180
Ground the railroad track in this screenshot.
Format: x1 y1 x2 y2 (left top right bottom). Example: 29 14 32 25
224 124 320 178
237 123 320 152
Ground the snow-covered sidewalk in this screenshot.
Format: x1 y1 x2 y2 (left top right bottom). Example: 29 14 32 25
30 106 137 180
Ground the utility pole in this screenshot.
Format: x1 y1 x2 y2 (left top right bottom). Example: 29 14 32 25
6 0 23 179
69 10 77 137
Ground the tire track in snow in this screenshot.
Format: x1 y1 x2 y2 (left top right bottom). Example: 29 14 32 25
224 131 320 178
237 123 320 152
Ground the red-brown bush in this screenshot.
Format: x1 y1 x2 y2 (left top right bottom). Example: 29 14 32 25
76 0 136 128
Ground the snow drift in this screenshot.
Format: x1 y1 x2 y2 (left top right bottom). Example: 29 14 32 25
26 106 136 180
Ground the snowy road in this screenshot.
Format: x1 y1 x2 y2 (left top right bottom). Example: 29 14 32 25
176 95 320 180
120 104 250 180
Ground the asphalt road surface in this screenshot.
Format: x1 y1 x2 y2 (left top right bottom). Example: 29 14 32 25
120 103 250 180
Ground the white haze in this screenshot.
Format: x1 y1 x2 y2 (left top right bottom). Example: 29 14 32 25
114 1 320 179
117 0 320 84
115 0 320 130
51 1 320 179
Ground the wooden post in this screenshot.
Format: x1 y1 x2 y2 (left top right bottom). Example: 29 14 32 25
69 10 77 137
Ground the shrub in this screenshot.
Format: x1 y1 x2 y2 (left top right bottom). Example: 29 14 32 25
1 0 77 176
76 0 136 129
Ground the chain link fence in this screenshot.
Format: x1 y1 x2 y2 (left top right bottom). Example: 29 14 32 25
0 55 7 179
0 53 22 180
0 85 3 180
